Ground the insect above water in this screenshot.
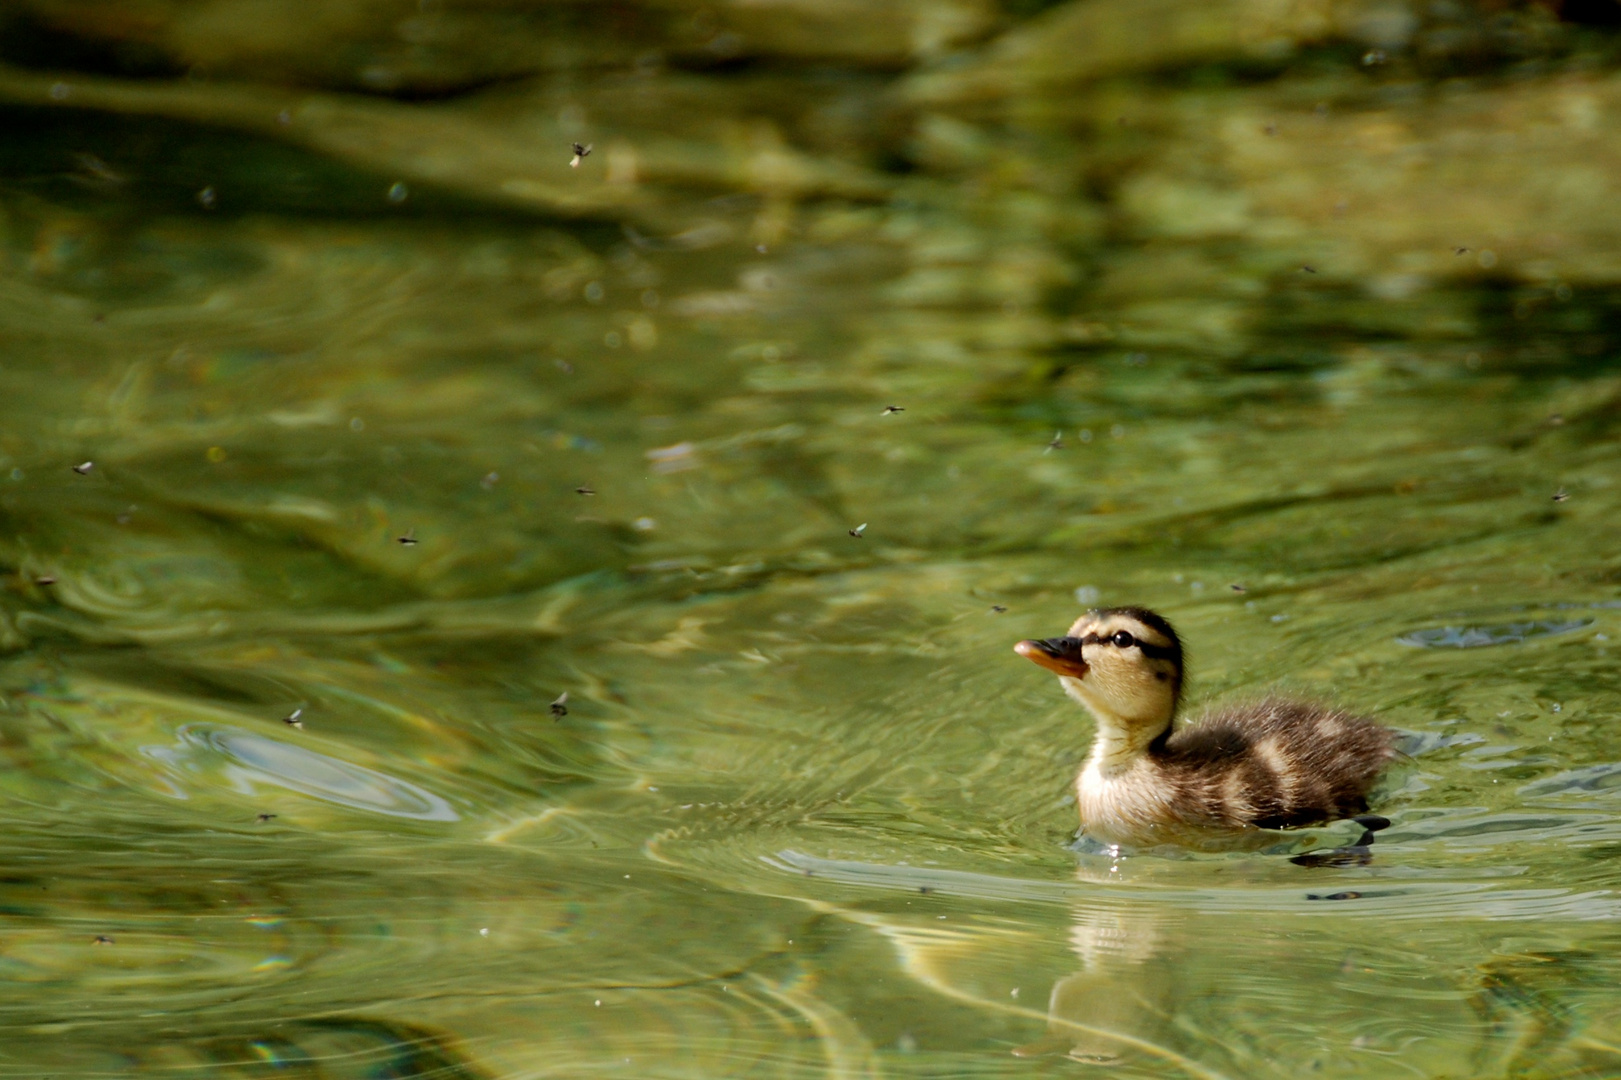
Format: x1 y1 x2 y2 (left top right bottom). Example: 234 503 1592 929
849 523 867 538
575 485 596 496
256 813 277 823
1230 583 1247 593
570 143 593 168
550 692 569 719
282 708 304 729
990 605 1007 613
882 405 904 415
92 935 114 946
71 461 93 475
1553 487 1570 503
1044 432 1064 453
34 575 56 585
397 528 418 545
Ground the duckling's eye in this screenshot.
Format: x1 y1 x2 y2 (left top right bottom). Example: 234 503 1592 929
1111 630 1135 648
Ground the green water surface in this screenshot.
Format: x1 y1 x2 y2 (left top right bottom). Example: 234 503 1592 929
4 4 1621 1076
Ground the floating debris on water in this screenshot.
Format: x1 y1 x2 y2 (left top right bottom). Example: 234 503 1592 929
646 442 698 474
282 707 303 729
882 405 905 415
576 485 596 495
397 528 418 546
71 461 93 475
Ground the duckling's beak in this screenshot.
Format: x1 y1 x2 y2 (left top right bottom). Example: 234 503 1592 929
1014 637 1089 678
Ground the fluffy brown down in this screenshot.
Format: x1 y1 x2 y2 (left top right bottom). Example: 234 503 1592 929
1143 697 1395 829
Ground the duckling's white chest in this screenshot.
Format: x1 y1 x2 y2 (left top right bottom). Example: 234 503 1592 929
1076 758 1178 838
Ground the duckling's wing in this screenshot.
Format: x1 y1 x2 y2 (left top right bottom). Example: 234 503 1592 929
1159 698 1394 828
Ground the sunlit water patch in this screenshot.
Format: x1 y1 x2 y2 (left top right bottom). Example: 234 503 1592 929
144 724 459 820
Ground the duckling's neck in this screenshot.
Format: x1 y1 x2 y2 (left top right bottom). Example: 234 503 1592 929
1060 677 1172 774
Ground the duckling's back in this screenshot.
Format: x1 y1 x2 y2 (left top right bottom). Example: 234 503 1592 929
1148 697 1394 829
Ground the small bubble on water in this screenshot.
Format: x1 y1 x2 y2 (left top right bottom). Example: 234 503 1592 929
387 181 409 203
349 417 364 431
584 281 605 303
1074 585 1100 605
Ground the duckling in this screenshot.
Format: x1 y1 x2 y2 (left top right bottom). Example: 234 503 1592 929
1015 607 1394 844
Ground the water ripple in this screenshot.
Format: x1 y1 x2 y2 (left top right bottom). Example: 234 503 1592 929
1396 619 1592 649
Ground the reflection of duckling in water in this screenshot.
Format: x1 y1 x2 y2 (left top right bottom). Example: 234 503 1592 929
1016 607 1394 846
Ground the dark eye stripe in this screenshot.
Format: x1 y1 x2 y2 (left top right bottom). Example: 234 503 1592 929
1079 631 1177 659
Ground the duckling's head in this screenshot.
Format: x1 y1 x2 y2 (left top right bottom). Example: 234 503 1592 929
1015 607 1184 740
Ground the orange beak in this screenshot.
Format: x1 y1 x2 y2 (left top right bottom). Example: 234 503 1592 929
1014 637 1089 678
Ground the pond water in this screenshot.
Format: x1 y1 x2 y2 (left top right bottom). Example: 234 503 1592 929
3 2 1621 1076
